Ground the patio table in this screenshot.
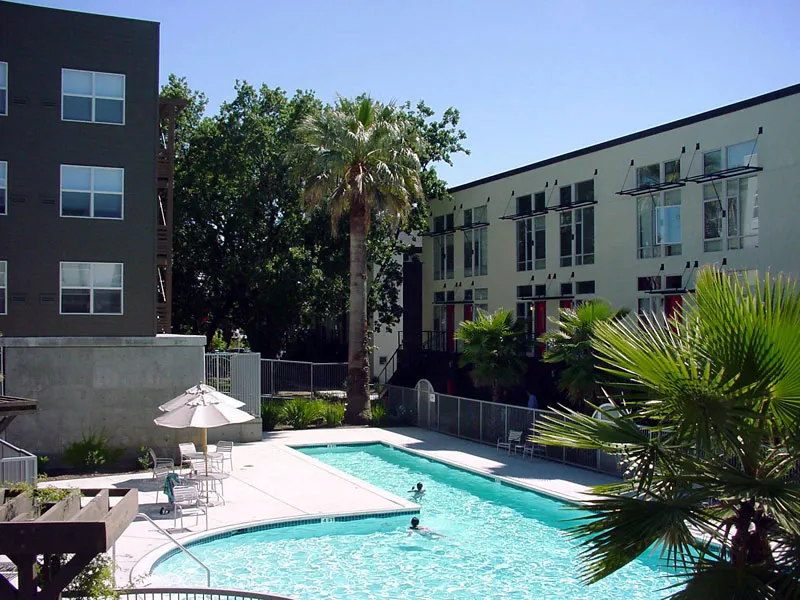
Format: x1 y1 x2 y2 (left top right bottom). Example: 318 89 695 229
186 471 229 505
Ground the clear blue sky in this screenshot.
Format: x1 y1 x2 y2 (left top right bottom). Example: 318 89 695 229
21 0 800 187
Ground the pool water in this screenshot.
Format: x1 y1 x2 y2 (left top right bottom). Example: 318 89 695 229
153 444 678 599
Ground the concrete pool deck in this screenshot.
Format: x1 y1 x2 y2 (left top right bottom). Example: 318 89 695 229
40 427 617 588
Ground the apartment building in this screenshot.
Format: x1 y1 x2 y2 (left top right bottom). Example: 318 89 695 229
0 0 171 337
422 84 800 353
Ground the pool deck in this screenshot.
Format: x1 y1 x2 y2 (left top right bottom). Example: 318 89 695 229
39 427 617 588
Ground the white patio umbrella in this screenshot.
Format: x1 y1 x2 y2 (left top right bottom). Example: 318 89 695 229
154 388 253 473
158 383 245 412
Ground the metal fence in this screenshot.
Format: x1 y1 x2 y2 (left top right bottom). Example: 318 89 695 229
383 385 622 476
261 359 348 401
0 438 37 485
204 353 261 417
0 346 4 396
67 589 292 600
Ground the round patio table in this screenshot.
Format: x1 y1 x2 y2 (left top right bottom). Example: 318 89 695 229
186 471 229 505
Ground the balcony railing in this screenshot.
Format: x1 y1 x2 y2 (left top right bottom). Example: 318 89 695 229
0 438 37 485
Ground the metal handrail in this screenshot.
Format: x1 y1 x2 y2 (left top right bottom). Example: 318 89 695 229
112 588 293 600
135 513 211 587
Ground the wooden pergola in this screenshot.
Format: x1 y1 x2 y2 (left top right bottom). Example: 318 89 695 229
0 396 38 435
0 487 138 600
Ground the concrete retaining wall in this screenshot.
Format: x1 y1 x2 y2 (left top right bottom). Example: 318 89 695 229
0 334 260 461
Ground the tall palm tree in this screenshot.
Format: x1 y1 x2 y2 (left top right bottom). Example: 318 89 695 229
455 308 528 403
539 299 628 409
535 268 800 598
297 97 423 424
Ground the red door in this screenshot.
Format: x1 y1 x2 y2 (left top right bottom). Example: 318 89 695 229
464 304 474 322
534 301 547 356
665 295 683 319
559 300 573 310
446 304 455 352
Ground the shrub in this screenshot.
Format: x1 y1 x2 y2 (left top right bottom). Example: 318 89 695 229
63 555 119 600
63 431 123 472
36 455 50 475
370 402 387 426
136 446 151 471
280 398 322 429
261 401 284 431
323 402 345 427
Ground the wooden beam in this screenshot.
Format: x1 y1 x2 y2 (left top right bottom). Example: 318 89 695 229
37 552 94 600
8 555 35 600
70 489 108 522
0 416 16 435
103 488 138 548
0 494 33 522
37 495 80 523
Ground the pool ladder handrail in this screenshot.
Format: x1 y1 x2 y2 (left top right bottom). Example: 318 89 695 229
135 512 211 587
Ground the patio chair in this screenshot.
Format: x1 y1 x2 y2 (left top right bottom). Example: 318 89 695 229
497 430 523 455
189 457 225 503
149 448 175 501
172 485 208 530
216 440 234 471
178 442 196 470
521 429 546 459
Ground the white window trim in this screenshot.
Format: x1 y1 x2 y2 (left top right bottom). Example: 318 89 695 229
703 176 758 252
60 165 124 220
59 262 124 315
0 260 6 315
0 61 8 117
0 160 7 216
636 191 682 259
61 68 126 125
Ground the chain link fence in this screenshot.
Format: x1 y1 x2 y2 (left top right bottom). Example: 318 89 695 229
383 384 622 476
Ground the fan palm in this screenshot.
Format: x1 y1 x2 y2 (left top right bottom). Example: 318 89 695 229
455 308 528 403
539 299 628 409
535 268 800 598
296 97 423 424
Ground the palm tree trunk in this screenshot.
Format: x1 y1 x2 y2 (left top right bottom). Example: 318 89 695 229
344 198 371 425
492 380 500 404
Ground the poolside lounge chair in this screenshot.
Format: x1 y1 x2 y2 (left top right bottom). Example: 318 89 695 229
497 430 523 454
216 440 234 471
172 485 208 530
521 429 546 459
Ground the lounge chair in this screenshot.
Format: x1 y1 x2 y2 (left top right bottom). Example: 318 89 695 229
172 485 208 530
521 429 546 459
216 440 234 471
497 430 523 454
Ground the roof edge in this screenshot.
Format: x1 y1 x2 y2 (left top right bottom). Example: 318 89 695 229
448 82 800 194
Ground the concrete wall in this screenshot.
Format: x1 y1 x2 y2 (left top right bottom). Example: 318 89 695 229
0 335 207 460
423 86 800 337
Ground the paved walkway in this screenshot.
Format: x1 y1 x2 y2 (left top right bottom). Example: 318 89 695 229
40 427 616 587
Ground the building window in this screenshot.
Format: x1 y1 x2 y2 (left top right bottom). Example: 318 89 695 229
60 262 123 314
464 206 488 277
575 179 594 204
516 218 533 272
574 206 594 265
637 190 681 258
0 261 6 315
0 62 7 116
560 212 572 267
703 140 757 175
61 165 124 219
637 159 680 187
433 232 454 280
559 185 572 208
474 287 489 313
638 296 663 316
516 194 532 215
576 280 595 295
0 161 6 215
703 176 759 251
62 69 125 125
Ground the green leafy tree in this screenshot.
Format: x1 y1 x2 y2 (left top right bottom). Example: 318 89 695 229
539 299 628 409
296 97 424 424
535 268 800 598
455 308 528 403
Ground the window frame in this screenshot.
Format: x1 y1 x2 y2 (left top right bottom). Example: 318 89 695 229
636 190 682 259
0 261 6 315
0 61 7 117
703 175 759 252
60 164 125 220
61 68 126 125
59 262 124 315
0 160 7 216
433 232 454 280
703 140 757 175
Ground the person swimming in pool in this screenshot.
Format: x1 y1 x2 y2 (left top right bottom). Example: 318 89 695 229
408 482 425 495
408 516 445 537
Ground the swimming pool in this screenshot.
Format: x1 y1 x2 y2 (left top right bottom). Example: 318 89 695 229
153 443 679 599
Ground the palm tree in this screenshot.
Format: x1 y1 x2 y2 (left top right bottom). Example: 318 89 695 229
539 299 628 409
297 97 423 424
455 308 528 403
535 268 800 598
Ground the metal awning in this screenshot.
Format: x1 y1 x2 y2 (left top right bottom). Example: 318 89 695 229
644 288 694 295
550 200 598 212
517 294 575 301
616 180 686 196
420 228 458 237
499 209 549 221
682 165 762 184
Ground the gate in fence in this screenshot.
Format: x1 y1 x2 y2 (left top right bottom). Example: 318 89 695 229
204 353 261 417
261 360 348 401
384 383 623 477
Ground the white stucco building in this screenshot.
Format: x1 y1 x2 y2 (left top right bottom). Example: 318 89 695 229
422 83 800 352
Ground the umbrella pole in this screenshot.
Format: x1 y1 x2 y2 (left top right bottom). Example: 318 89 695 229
202 427 208 474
